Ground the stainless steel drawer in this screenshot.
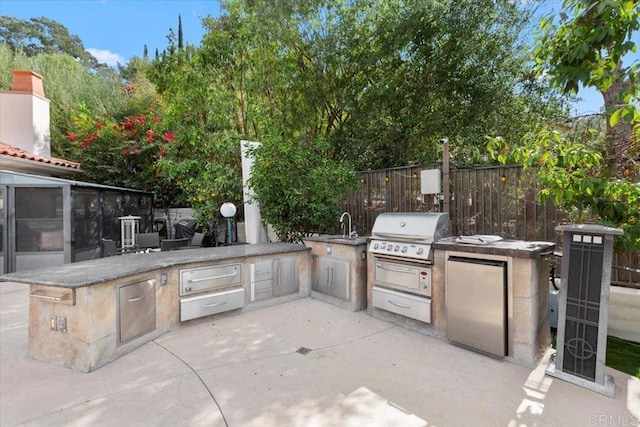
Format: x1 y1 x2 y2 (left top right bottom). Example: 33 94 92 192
372 286 431 323
180 263 242 296
180 288 245 321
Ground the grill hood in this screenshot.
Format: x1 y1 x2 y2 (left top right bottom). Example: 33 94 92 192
371 212 451 243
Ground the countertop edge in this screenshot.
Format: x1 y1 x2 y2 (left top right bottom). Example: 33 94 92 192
0 243 310 288
433 239 556 259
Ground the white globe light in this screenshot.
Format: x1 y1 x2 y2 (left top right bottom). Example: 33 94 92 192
220 202 237 218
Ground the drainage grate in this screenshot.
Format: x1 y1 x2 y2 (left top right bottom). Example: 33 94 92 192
296 347 312 355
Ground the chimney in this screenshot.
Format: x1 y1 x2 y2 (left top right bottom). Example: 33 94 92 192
11 70 46 98
0 70 51 157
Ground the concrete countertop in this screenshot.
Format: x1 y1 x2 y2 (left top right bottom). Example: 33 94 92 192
433 236 555 259
303 235 369 246
0 242 309 288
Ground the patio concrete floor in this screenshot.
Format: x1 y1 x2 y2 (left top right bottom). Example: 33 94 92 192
1 281 638 426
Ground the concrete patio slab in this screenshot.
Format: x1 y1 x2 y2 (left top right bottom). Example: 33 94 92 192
1 281 638 426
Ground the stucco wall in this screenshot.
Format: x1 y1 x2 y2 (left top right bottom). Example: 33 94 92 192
608 286 640 343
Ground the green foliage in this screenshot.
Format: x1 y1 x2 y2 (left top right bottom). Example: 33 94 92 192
535 0 639 95
489 0 640 253
66 106 180 207
247 135 358 242
0 45 129 158
157 130 244 230
321 0 565 169
488 125 640 252
0 16 102 69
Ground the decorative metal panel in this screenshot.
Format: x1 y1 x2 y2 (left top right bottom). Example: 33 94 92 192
561 233 604 381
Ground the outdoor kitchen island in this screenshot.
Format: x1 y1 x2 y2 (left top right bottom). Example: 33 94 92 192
0 243 311 372
433 236 555 367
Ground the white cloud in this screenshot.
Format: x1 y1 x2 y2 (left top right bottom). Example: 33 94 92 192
87 48 126 67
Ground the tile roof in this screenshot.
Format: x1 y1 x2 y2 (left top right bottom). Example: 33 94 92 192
0 142 81 170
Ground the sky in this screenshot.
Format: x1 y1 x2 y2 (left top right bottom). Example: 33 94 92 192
0 0 221 64
1 0 638 116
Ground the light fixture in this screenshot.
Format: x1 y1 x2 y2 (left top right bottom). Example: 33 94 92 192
220 202 237 244
385 176 389 182
500 175 507 183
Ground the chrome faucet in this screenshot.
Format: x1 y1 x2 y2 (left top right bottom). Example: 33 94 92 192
339 212 357 239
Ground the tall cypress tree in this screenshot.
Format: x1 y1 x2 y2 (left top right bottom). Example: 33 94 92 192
178 15 183 50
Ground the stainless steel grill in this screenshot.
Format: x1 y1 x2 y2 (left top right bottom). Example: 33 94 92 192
368 212 451 262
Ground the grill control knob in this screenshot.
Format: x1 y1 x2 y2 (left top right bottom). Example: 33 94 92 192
381 243 386 249
387 246 393 251
373 243 379 249
394 245 400 251
416 247 424 255
401 246 408 253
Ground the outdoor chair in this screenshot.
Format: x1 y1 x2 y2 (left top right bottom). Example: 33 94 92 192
136 232 160 250
190 232 205 247
100 238 120 257
160 238 189 251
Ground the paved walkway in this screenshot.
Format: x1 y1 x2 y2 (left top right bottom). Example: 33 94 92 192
1 281 638 426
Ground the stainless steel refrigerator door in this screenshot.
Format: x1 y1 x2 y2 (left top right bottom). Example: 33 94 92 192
446 256 507 357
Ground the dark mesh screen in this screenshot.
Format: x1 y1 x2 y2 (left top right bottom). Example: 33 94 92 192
72 188 100 251
15 187 63 252
562 236 604 381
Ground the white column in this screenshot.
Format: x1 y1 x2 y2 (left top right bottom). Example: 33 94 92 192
240 140 268 244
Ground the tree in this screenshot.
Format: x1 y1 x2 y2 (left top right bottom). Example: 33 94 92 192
0 45 128 157
323 0 565 169
0 16 102 69
247 134 358 242
178 15 183 50
489 0 639 252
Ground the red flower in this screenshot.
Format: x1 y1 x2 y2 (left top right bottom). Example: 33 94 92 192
81 140 91 148
123 117 136 131
136 115 146 125
96 122 105 129
145 129 156 143
163 132 175 141
121 148 130 156
67 133 77 142
153 116 162 123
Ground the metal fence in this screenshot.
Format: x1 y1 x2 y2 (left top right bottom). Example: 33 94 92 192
343 163 639 288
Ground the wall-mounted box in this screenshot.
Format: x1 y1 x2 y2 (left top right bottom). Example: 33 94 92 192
420 169 441 194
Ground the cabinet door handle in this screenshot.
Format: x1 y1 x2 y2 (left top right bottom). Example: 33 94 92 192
128 295 144 302
377 263 415 274
388 300 410 309
202 301 226 308
188 271 238 283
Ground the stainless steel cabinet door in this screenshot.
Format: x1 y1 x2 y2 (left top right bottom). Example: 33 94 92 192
316 257 349 300
274 257 298 297
446 256 507 357
118 278 156 345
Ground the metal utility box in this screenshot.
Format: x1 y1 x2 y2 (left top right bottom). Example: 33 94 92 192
420 169 441 194
546 224 622 398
